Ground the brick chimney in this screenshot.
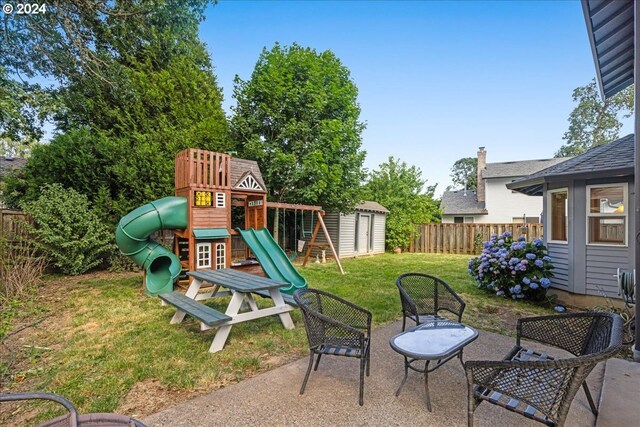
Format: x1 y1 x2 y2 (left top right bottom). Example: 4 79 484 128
476 147 486 205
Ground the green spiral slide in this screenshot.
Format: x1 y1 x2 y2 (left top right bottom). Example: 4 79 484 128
115 197 188 295
237 228 308 295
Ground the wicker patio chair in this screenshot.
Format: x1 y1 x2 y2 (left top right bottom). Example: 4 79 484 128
396 273 466 331
294 288 372 406
465 312 623 427
0 392 146 426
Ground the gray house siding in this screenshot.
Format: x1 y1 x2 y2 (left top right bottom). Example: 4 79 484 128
543 178 634 299
373 214 386 253
339 213 357 257
548 243 569 291
308 211 340 258
307 208 386 259
586 246 630 298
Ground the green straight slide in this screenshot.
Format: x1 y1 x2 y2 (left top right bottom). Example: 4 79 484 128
115 197 188 295
237 228 308 295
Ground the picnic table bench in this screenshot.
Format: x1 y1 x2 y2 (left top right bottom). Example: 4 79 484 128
161 268 296 353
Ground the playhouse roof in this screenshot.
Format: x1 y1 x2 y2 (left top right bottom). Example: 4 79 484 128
230 158 267 192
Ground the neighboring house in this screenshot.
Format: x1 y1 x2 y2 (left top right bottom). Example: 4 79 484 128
441 147 569 223
0 156 27 208
508 134 634 301
310 201 389 258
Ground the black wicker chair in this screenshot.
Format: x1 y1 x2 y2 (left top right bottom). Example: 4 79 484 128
396 273 466 331
465 312 623 427
294 288 372 406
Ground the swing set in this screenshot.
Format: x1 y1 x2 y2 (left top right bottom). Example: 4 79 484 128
267 202 344 274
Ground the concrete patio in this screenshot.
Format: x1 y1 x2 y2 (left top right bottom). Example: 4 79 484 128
143 320 638 427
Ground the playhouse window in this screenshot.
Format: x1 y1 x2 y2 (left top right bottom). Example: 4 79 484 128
548 188 568 242
215 243 226 269
587 184 627 246
196 243 211 268
216 192 225 208
195 191 213 207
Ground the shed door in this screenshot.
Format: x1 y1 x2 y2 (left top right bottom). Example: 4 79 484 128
358 215 370 254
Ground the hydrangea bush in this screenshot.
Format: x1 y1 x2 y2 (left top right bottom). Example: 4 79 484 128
468 231 554 301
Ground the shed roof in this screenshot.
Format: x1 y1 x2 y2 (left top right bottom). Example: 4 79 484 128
583 0 634 98
230 158 267 193
356 201 389 214
483 158 570 179
507 134 634 196
440 190 488 215
0 157 27 179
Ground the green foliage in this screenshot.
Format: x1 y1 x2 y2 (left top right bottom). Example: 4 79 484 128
231 43 366 212
364 157 440 250
450 157 477 190
556 80 634 157
21 184 114 275
3 1 231 222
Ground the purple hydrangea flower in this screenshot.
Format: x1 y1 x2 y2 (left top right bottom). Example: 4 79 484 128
534 259 544 268
525 253 536 260
540 278 551 288
503 231 512 238
529 282 539 289
522 277 531 285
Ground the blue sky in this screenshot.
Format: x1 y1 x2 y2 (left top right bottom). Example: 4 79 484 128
200 0 632 197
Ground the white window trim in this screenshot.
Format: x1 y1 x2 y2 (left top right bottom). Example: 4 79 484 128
585 183 628 247
215 242 226 269
196 242 212 269
547 188 569 244
216 192 226 208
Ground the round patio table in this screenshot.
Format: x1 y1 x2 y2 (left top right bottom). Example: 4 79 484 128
389 318 478 411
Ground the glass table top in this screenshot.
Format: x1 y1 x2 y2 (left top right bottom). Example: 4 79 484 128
389 319 478 359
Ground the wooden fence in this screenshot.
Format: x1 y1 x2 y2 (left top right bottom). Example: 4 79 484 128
410 223 544 255
0 209 30 242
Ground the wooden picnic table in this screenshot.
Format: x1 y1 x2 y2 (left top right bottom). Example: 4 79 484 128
164 268 296 353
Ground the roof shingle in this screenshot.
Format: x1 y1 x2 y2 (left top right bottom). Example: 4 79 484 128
508 134 634 195
440 190 487 215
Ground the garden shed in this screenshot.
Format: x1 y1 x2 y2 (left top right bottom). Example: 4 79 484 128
507 134 635 304
309 201 388 259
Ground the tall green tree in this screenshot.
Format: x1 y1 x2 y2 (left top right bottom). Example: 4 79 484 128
231 43 367 212
363 157 440 250
555 80 634 157
3 1 231 220
450 157 477 190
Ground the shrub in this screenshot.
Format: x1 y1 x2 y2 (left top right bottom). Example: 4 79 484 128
468 231 554 301
0 238 47 307
21 183 114 275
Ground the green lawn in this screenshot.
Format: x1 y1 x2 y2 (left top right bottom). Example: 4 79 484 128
1 253 555 424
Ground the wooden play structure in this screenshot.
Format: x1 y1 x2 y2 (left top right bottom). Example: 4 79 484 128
172 148 342 277
116 148 342 295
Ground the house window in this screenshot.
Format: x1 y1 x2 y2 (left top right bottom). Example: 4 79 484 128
197 243 211 268
216 192 225 208
548 188 568 242
453 217 464 224
586 184 627 246
215 243 226 269
464 217 474 223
